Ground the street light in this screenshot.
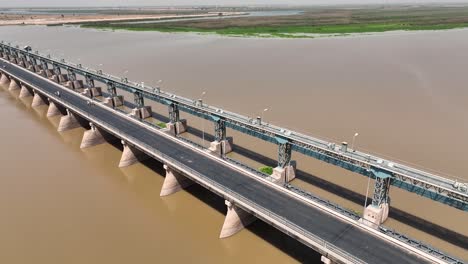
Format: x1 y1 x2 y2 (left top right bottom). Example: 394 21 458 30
261 108 269 124
351 132 359 152
200 90 207 147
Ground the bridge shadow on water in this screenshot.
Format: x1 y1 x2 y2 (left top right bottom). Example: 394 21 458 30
106 140 322 263
183 124 468 250
108 110 467 252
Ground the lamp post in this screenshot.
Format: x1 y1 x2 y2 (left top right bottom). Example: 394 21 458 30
351 132 359 152
261 108 269 124
200 91 207 147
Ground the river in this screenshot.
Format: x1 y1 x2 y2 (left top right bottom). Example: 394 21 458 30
0 25 467 263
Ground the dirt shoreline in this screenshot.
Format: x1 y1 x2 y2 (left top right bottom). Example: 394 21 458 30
0 12 246 26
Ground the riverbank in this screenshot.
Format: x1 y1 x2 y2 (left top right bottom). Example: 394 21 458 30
0 12 246 26
80 5 468 38
82 22 468 38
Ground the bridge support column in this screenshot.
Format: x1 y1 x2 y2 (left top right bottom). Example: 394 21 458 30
165 103 187 136
0 73 9 86
46 101 62 117
57 109 81 132
80 123 106 149
103 95 124 108
160 164 194 196
8 78 20 91
363 176 391 227
209 117 233 156
220 200 256 238
119 140 149 167
82 87 102 98
19 85 31 98
31 91 46 107
272 139 296 183
130 106 152 119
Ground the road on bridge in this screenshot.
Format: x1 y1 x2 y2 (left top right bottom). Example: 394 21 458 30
1 60 429 264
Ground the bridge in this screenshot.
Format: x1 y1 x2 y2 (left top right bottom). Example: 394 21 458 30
0 41 465 264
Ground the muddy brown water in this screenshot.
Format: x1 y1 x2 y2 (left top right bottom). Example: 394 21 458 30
0 25 467 262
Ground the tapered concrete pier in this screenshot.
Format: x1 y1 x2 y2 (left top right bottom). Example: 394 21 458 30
119 140 149 167
57 109 81 132
46 101 62 117
80 123 106 149
0 73 8 86
160 164 194 196
19 85 31 98
8 78 19 90
219 200 256 238
31 92 46 107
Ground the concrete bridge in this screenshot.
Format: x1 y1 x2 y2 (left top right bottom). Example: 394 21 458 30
0 42 465 264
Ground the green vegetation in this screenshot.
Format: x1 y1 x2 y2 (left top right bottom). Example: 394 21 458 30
259 166 274 175
79 6 468 38
156 122 167 129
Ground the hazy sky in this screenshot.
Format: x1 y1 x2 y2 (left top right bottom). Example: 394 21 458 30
1 0 467 8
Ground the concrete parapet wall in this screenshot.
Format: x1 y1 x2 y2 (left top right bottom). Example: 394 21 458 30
160 164 194 196
220 200 256 238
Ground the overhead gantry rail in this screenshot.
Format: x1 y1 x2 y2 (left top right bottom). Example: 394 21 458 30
1 41 466 212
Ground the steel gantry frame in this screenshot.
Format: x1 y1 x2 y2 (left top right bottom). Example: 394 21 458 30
2 41 466 211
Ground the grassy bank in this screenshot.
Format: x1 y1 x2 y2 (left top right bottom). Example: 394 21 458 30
80 6 468 38
82 22 468 38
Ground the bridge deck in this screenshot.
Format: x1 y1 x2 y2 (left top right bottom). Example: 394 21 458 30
1 60 428 264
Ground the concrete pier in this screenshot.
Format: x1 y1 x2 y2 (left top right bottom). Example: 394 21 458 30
19 85 31 98
209 137 233 156
46 101 62 117
80 123 106 149
8 78 20 90
31 92 46 107
0 73 9 85
165 120 188 136
57 109 81 132
102 95 124 108
82 87 102 98
130 106 152 119
220 200 256 238
119 140 149 167
362 203 389 227
271 162 297 183
160 164 194 196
